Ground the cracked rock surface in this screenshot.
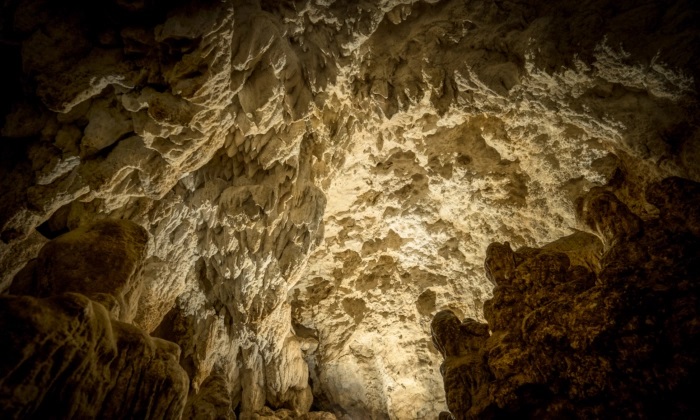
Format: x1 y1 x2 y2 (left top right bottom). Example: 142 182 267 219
0 0 699 418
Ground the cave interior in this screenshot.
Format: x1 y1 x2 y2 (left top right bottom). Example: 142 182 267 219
0 0 699 419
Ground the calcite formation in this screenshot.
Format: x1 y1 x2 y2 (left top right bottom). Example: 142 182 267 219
0 220 189 418
433 177 700 419
0 293 189 419
0 0 698 418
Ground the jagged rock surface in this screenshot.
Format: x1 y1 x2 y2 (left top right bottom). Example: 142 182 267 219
433 177 700 419
0 0 698 418
290 0 700 416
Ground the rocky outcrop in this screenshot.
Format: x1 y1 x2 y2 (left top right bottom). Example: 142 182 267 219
433 177 700 419
0 293 189 419
0 218 189 418
431 311 491 418
2 0 329 415
290 0 700 414
10 219 149 321
183 373 238 419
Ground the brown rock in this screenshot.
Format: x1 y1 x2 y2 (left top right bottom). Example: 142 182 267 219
10 219 149 323
434 178 700 419
431 311 491 419
0 293 188 419
184 373 237 420
0 0 699 417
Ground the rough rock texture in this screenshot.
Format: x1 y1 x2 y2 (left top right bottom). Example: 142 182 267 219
0 293 189 419
11 219 149 321
290 0 700 416
0 219 189 419
0 0 699 418
433 177 700 419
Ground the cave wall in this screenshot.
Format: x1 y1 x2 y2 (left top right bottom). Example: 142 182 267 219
0 0 698 418
0 293 189 419
0 220 189 418
432 177 700 419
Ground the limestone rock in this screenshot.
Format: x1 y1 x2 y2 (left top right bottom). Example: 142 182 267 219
10 219 149 322
435 177 700 419
0 293 189 419
183 373 237 420
431 311 491 418
0 0 699 418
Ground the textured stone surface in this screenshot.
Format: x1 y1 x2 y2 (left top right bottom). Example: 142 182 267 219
0 218 189 418
431 311 491 417
290 0 700 414
0 293 189 419
0 0 698 418
11 219 149 322
183 373 238 420
434 177 700 419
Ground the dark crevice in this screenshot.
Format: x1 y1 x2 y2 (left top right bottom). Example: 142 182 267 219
34 204 71 239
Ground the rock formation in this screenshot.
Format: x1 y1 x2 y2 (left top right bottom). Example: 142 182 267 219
432 177 700 419
0 220 189 418
0 0 698 418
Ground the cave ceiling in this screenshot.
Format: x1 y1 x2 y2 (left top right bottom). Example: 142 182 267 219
0 0 698 418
